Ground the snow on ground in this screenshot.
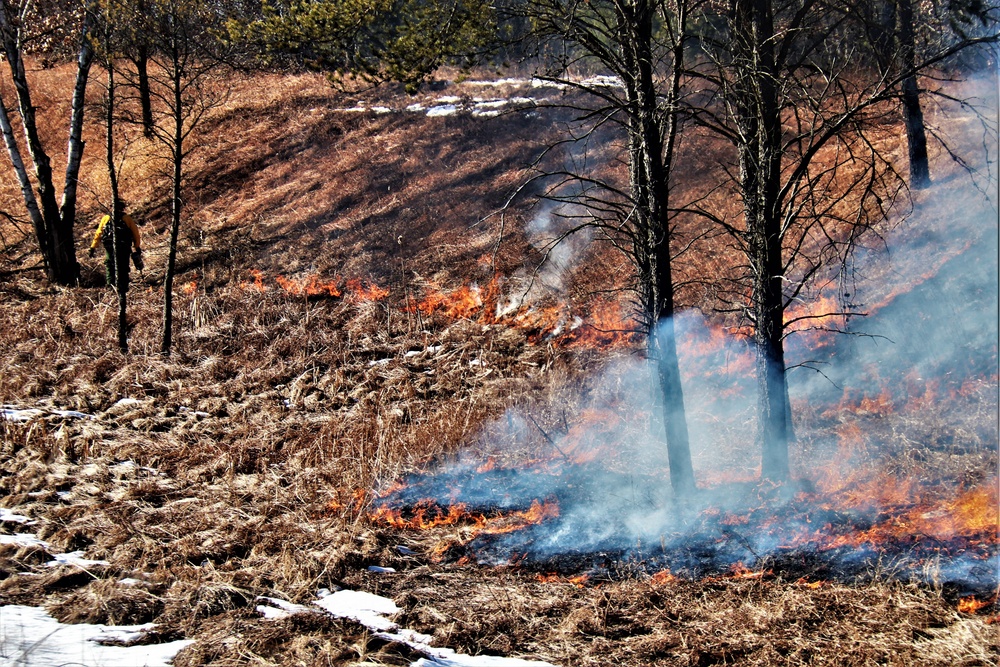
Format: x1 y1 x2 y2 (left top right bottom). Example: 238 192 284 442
312 589 557 667
0 510 33 525
1 405 93 422
0 605 193 667
0 535 48 549
44 551 110 569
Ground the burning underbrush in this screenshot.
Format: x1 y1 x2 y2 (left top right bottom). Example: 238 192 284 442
369 453 998 596
0 66 995 665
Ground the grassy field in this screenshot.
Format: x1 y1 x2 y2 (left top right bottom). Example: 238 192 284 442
0 62 996 666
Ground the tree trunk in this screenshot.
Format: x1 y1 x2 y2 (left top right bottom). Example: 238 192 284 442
61 9 96 237
625 0 696 496
897 0 930 189
0 94 47 268
731 0 791 482
161 56 183 356
0 8 81 284
106 58 129 353
136 47 154 138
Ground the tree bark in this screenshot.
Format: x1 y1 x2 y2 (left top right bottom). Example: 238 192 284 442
897 0 930 189
731 0 791 482
0 7 95 285
624 0 696 496
62 8 96 237
136 46 154 138
161 49 183 356
106 55 129 353
0 93 47 267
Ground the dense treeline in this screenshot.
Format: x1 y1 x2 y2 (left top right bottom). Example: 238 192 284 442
0 0 996 493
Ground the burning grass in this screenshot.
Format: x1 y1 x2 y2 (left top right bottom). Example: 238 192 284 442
0 63 995 665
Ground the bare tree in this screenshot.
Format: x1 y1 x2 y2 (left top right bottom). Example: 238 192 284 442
0 1 96 284
117 0 231 355
691 0 998 481
500 0 699 495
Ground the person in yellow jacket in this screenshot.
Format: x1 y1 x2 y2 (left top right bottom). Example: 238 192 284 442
89 200 144 292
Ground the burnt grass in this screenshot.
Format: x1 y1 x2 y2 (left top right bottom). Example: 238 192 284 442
0 65 997 665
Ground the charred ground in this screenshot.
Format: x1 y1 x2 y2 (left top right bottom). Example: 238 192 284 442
0 64 996 665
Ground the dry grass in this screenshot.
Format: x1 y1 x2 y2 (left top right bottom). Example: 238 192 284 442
0 62 995 666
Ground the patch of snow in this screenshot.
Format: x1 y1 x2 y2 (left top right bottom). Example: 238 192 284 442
435 96 462 104
0 509 33 525
579 75 623 88
256 597 315 621
0 407 43 422
56 491 72 500
45 551 109 569
396 545 418 556
0 605 193 667
339 105 367 113
118 578 143 586
469 358 485 367
314 589 399 632
114 398 141 407
367 566 397 574
90 623 156 645
406 103 426 112
314 589 556 666
373 106 392 114
368 358 393 367
465 78 532 87
426 104 459 117
531 78 566 89
0 534 49 549
50 409 94 420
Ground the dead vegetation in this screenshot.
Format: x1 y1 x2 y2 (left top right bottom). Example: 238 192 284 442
0 62 995 666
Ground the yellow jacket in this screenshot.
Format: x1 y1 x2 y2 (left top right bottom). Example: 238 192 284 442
90 213 141 251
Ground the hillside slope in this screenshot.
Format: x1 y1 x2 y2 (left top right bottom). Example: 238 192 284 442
0 64 996 666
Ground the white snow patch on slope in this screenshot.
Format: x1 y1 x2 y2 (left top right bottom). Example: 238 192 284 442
315 589 399 631
0 605 193 667
256 597 316 621
0 510 33 525
0 534 48 549
313 589 556 667
45 551 109 569
1 405 93 422
426 104 458 117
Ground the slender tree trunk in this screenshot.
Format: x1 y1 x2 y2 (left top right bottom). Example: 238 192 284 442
625 0 696 496
731 0 791 482
161 55 183 356
0 8 84 284
106 60 129 353
61 8 96 235
897 0 930 189
136 47 154 138
0 93 47 268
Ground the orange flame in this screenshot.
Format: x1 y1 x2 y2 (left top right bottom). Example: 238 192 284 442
181 280 197 295
275 274 342 298
371 499 560 540
239 269 267 292
415 284 485 320
651 569 678 585
347 278 389 302
957 596 992 614
535 572 589 586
